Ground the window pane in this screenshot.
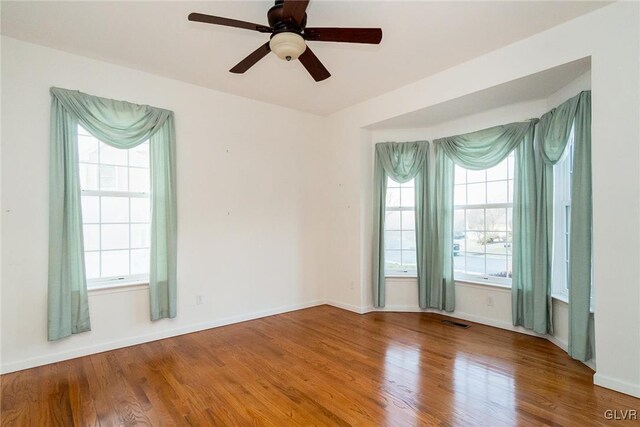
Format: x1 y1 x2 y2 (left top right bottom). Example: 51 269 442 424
506 207 513 232
101 250 129 277
131 249 149 275
79 164 99 191
467 169 485 183
131 224 150 248
101 197 129 223
385 250 402 270
454 184 466 206
83 224 100 251
467 183 486 205
101 224 129 250
454 251 465 272
465 252 485 274
385 231 401 250
486 232 508 254
81 196 100 223
486 208 507 231
402 230 416 250
385 211 401 230
487 160 508 181
508 180 514 203
386 177 400 188
100 143 127 166
129 143 149 167
100 165 128 192
400 188 415 207
130 168 150 193
78 135 99 163
487 181 508 204
131 198 150 223
487 254 507 277
401 211 415 231
454 165 466 184
386 188 400 208
85 252 100 279
466 232 484 254
402 250 417 269
466 209 484 231
454 210 465 240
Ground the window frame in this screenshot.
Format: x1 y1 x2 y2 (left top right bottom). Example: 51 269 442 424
77 125 151 289
453 154 514 287
384 178 418 277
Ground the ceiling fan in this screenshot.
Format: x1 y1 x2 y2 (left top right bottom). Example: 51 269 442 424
188 0 383 82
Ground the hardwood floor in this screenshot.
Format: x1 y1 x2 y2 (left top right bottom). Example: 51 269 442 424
1 305 638 426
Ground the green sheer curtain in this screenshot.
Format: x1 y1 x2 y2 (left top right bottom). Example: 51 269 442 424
538 91 593 360
372 141 429 307
48 87 177 340
432 122 537 313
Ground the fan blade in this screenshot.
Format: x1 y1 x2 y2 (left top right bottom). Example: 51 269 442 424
304 28 383 44
188 13 272 33
282 0 309 26
298 47 330 82
230 42 271 74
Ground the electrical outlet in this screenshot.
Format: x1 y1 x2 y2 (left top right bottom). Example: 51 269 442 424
487 296 494 307
349 281 355 290
196 295 203 305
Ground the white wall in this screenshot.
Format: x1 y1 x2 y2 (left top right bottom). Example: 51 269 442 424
323 2 640 397
0 37 327 373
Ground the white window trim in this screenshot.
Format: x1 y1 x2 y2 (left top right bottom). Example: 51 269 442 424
79 125 151 288
384 179 417 276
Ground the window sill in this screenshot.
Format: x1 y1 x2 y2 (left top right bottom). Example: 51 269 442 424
88 280 149 295
455 278 511 290
552 293 569 304
385 274 418 279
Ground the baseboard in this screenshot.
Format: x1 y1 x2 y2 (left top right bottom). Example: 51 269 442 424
324 299 367 314
1 299 325 374
594 373 640 398
546 334 568 352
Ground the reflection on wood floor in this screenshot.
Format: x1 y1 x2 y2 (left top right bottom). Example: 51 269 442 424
1 305 638 426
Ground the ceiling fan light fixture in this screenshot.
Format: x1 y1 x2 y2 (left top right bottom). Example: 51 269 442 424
269 32 306 61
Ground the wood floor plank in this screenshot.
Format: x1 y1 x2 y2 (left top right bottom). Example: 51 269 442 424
2 306 639 426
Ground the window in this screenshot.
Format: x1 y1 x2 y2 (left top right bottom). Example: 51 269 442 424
384 177 416 275
552 126 574 298
453 154 514 285
77 125 151 288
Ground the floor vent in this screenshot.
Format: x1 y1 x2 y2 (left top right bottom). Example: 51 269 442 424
442 320 470 329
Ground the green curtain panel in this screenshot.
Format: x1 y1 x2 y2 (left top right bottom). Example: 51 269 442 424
48 88 177 340
512 123 547 333
433 122 537 313
372 141 429 307
48 95 91 340
538 91 593 361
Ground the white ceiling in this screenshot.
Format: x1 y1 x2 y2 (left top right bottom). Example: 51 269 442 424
1 1 608 115
368 57 591 129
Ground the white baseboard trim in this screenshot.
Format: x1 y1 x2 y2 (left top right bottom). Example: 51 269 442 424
324 299 368 314
546 334 568 352
594 373 640 398
1 299 325 374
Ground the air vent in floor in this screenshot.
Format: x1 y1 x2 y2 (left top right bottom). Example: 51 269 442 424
442 320 470 329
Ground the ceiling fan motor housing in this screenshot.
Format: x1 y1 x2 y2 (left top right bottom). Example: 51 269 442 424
268 1 307 31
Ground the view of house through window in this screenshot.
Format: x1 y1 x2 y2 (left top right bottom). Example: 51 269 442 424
453 154 514 285
384 177 417 275
77 125 151 287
